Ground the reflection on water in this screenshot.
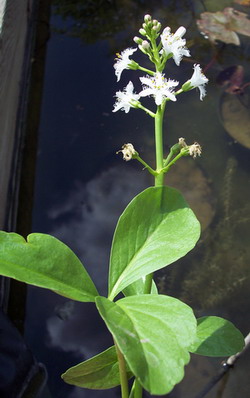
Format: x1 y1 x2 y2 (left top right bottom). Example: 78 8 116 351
48 165 150 295
180 156 250 310
24 1 250 397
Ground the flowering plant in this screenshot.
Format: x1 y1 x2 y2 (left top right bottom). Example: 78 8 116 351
0 15 244 398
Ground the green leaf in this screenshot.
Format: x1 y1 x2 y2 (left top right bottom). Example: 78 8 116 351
0 232 98 302
62 345 132 389
123 277 158 296
96 295 197 395
108 186 200 300
189 316 245 357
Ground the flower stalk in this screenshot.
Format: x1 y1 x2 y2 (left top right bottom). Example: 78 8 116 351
112 13 207 398
137 65 155 75
154 105 165 186
134 155 158 176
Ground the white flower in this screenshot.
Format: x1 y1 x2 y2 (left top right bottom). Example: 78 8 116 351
188 64 209 100
179 137 202 158
161 26 191 66
139 72 179 105
114 48 137 81
116 143 137 161
113 81 140 113
189 142 202 158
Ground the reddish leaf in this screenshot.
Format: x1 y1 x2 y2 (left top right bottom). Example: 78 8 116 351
197 7 250 46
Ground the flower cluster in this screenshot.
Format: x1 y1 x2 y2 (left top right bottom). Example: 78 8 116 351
112 15 208 113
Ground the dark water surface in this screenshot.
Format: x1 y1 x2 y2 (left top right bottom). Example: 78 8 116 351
24 1 250 397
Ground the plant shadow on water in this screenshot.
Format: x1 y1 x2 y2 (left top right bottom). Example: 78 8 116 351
24 1 250 397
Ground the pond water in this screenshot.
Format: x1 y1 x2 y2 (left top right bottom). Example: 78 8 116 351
24 1 250 397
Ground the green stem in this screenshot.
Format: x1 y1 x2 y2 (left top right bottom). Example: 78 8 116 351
134 379 143 398
114 340 129 398
150 36 161 68
163 150 174 167
162 152 184 174
138 65 155 76
129 378 143 398
129 32 167 398
154 104 165 187
129 384 134 398
136 103 155 118
143 103 165 314
163 143 181 166
134 155 157 177
175 88 184 96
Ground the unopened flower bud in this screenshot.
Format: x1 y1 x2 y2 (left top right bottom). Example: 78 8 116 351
139 28 147 36
144 14 152 23
133 36 143 45
170 142 182 155
141 40 150 50
181 81 192 92
142 23 147 29
153 19 158 25
116 143 138 161
178 137 187 147
139 45 147 55
157 22 161 30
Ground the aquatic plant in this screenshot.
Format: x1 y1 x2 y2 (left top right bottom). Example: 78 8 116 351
0 15 245 397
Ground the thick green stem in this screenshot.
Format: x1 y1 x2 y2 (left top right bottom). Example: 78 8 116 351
154 105 165 187
134 379 143 398
150 35 161 68
155 172 164 186
143 104 165 312
115 340 129 398
130 62 167 398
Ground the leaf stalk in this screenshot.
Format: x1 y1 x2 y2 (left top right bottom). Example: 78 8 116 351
115 340 129 398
